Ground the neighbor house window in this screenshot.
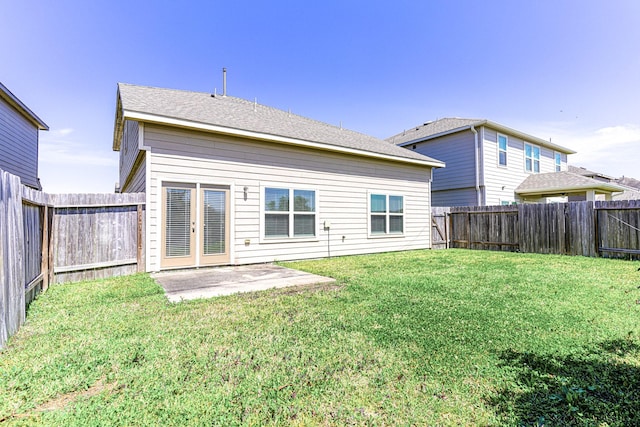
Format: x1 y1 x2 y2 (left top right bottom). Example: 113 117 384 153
264 187 316 239
555 152 562 172
498 134 508 166
369 193 404 235
525 143 540 173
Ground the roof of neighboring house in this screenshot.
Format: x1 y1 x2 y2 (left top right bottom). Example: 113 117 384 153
568 165 614 180
616 176 640 190
515 171 624 195
0 82 48 130
612 186 640 201
113 83 445 168
387 117 576 154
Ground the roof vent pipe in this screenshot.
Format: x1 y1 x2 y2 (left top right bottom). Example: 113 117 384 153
222 67 227 97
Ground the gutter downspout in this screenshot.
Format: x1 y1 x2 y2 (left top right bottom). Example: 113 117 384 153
470 126 481 205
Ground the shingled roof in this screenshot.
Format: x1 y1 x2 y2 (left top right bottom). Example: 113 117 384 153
113 83 444 168
515 171 624 195
386 117 576 154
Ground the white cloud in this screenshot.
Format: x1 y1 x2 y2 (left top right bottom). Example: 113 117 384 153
530 122 640 178
39 138 117 167
38 132 119 193
51 127 74 136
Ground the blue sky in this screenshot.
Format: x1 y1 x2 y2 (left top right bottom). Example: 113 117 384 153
2 0 639 192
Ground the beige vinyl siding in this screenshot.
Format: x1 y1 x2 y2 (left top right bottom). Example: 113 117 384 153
118 120 140 190
0 98 40 188
482 127 558 205
144 124 432 270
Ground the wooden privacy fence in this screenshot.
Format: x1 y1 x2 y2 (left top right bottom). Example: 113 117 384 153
50 193 146 284
0 168 145 349
433 200 640 259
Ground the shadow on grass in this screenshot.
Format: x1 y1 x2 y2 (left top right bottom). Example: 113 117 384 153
490 339 640 426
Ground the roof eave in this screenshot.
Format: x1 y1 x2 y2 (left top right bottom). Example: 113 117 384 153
398 120 577 154
516 183 625 195
484 120 576 154
123 110 446 169
0 82 49 130
112 88 123 151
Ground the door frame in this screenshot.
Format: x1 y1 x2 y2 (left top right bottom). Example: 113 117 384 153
157 177 235 270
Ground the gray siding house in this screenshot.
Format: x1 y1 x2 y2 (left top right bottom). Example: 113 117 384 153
113 84 444 272
387 118 580 206
0 82 48 189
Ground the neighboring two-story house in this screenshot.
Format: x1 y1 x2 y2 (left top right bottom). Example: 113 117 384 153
387 118 622 206
0 82 48 190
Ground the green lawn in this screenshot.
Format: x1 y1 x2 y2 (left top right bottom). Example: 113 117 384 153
1 250 639 426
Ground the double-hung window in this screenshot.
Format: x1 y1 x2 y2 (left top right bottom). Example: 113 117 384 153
369 193 404 236
554 152 562 172
264 187 316 239
497 134 508 167
525 143 540 173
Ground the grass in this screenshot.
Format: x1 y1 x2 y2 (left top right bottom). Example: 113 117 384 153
1 249 639 426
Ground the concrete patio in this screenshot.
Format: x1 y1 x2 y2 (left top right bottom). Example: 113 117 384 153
151 264 336 302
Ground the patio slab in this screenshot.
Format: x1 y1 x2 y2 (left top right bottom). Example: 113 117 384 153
151 264 336 302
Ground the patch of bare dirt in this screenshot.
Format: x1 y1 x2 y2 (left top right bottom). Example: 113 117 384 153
0 377 122 423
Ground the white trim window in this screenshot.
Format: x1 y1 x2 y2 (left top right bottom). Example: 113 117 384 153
369 193 404 236
497 133 508 167
524 143 540 173
263 187 316 240
554 152 562 172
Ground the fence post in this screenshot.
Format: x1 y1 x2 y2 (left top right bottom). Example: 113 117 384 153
593 202 600 258
137 204 144 272
48 205 55 286
445 210 450 249
467 211 471 249
40 204 49 291
0 171 25 349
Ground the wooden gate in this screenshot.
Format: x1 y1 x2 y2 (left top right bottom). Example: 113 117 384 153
431 207 450 249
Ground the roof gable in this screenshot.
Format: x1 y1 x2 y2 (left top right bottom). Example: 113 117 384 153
114 83 444 168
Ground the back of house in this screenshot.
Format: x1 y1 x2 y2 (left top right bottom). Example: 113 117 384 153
113 83 444 271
